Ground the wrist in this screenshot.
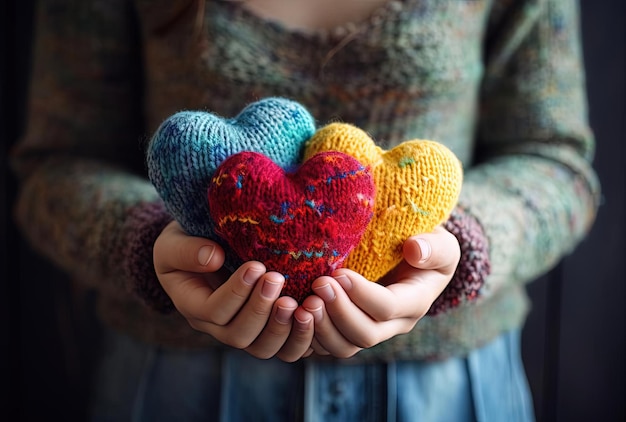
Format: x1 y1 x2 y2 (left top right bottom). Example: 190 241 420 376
428 206 490 315
121 201 176 313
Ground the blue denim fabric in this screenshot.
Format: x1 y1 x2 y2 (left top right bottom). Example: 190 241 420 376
90 328 534 422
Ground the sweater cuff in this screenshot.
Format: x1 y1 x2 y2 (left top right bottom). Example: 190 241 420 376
121 201 175 313
428 207 491 315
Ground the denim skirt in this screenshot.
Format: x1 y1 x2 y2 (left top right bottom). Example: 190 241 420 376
90 328 535 422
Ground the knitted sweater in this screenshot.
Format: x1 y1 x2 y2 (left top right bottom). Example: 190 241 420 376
12 0 600 361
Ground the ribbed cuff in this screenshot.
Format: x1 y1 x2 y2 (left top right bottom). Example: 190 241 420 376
428 207 490 315
121 201 176 313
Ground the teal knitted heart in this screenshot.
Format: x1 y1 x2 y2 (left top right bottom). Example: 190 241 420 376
146 98 316 269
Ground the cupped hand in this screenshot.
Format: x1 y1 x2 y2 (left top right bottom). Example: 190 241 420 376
153 221 314 362
302 226 460 358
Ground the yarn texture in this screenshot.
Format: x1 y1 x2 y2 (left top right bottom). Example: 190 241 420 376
305 123 463 282
208 151 375 303
12 0 600 361
430 207 491 315
146 97 316 259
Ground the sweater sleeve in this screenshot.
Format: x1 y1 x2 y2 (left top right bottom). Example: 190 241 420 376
411 0 600 316
458 0 601 298
11 0 174 312
359 0 600 360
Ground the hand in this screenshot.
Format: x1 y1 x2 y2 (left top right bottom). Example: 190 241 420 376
302 226 460 358
153 221 314 362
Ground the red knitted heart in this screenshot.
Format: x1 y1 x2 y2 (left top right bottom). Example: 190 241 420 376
207 151 375 303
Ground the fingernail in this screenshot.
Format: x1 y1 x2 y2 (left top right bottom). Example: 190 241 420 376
243 266 265 286
313 283 336 302
275 306 293 325
294 313 312 329
197 245 215 266
304 305 323 322
334 274 352 291
262 279 283 298
416 238 431 263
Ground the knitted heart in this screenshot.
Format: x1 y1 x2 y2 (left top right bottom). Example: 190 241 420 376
146 98 316 254
304 123 463 282
207 151 375 303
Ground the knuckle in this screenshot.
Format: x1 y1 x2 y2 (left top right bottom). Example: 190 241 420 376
293 329 311 341
277 353 298 363
254 348 277 360
175 246 191 268
204 312 228 326
265 324 288 341
187 319 205 333
374 307 396 321
336 347 360 359
228 337 253 350
357 335 379 349
398 319 419 335
229 285 251 301
249 301 272 319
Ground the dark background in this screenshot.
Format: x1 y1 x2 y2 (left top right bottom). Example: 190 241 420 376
2 1 624 421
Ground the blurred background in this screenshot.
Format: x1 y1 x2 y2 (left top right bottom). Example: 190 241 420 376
2 1 624 421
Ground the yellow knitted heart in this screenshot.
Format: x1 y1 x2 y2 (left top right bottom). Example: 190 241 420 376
304 123 463 282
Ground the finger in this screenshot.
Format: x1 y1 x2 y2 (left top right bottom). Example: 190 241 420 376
302 294 361 358
384 264 449 313
157 268 215 316
403 226 460 272
198 261 265 325
327 270 405 320
210 271 286 349
203 266 233 291
276 307 315 362
154 221 225 274
310 338 329 356
312 277 415 348
332 268 438 321
245 296 298 360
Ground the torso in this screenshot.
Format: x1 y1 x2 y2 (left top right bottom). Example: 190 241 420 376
141 0 490 165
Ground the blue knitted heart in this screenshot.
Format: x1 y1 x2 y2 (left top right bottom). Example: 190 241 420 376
146 98 316 265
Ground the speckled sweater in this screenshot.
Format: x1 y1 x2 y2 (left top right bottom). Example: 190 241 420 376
11 0 600 361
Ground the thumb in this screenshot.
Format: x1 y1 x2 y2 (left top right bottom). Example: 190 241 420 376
154 221 225 274
402 226 460 271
